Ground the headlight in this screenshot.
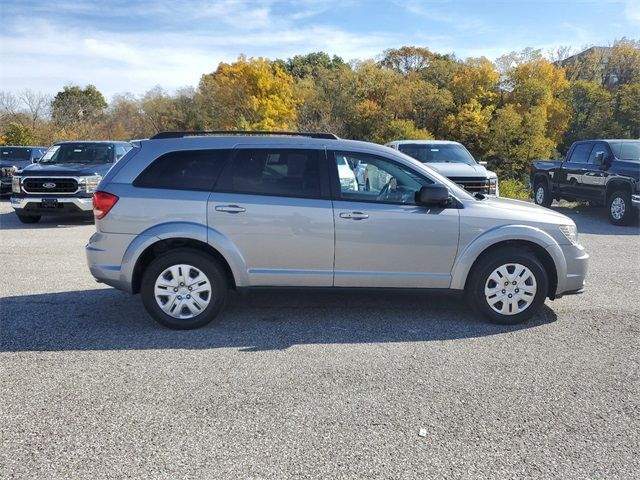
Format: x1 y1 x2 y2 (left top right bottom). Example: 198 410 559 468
11 176 21 194
78 175 102 193
489 177 498 196
559 225 579 246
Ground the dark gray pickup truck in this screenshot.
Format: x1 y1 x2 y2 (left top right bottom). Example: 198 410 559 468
530 139 640 225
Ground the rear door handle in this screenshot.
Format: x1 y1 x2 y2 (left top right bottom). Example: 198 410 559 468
215 204 246 214
339 211 369 220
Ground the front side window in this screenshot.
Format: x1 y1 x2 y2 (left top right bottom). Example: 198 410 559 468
568 143 593 163
398 143 476 166
587 142 610 164
40 143 114 164
219 149 322 198
334 151 433 204
134 149 231 191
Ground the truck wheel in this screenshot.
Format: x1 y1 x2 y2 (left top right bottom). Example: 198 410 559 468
16 213 41 224
607 190 633 226
534 181 552 208
466 247 549 325
141 248 228 330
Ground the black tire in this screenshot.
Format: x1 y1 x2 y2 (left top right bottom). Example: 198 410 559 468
465 247 549 325
533 181 552 208
16 213 41 224
140 248 228 329
607 189 633 226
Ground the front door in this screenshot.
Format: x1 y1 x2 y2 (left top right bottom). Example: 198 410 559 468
330 151 460 288
208 147 334 287
560 141 595 199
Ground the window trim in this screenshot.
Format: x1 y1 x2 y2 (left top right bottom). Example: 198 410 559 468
327 150 437 206
212 146 331 200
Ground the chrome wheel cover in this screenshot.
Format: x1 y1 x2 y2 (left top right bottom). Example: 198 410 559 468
485 263 537 316
610 196 625 220
535 186 545 205
154 264 212 319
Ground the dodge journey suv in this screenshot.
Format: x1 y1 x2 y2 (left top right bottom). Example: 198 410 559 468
86 131 588 329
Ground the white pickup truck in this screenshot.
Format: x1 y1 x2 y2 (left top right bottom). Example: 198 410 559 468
384 140 499 196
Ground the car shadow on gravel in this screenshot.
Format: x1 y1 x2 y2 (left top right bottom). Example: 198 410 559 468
552 204 640 236
0 288 557 352
0 209 94 230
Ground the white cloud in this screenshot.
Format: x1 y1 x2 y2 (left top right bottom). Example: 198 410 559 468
626 0 640 25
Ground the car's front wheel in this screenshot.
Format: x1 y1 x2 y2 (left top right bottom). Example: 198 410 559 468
607 190 633 226
466 247 549 325
533 181 552 208
141 248 228 329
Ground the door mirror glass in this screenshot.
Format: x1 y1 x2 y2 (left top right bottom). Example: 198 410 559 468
416 184 451 206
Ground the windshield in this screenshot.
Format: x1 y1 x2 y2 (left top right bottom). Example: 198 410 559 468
398 143 476 166
389 148 475 201
609 141 640 162
0 147 31 161
40 143 114 164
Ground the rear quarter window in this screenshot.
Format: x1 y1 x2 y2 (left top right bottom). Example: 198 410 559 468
134 149 231 191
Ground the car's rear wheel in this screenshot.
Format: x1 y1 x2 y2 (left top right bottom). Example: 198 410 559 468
16 213 41 224
534 181 552 208
607 190 633 226
466 247 549 325
141 248 227 329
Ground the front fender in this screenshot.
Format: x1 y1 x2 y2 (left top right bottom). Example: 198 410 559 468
119 221 249 292
450 224 567 294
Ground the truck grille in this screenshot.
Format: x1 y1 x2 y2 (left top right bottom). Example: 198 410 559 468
22 177 79 194
448 176 491 194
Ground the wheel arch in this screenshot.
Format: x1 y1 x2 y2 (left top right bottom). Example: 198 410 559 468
119 222 248 294
451 225 564 299
605 179 633 200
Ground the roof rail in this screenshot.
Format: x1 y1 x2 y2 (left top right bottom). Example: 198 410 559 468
150 130 339 140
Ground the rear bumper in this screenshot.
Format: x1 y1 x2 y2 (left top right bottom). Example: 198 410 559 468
11 195 93 214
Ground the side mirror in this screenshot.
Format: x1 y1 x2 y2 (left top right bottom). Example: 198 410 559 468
594 152 604 165
415 184 451 207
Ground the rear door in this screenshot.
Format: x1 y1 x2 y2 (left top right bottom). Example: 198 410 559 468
208 146 334 287
330 150 460 288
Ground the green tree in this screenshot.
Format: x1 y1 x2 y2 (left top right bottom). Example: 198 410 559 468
51 84 107 127
615 82 640 137
278 52 345 79
2 122 35 145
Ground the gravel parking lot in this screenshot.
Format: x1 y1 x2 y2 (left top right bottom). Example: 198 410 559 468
1 200 639 479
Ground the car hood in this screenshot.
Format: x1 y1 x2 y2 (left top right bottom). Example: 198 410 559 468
338 163 355 179
426 162 496 178
471 196 573 226
0 159 32 169
19 162 111 176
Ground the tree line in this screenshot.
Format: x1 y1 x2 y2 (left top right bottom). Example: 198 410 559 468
1 39 638 183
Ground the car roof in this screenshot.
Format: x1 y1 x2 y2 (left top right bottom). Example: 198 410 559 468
388 140 462 145
53 140 131 145
0 145 48 149
137 135 397 154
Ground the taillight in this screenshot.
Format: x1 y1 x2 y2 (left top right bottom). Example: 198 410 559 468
93 191 119 219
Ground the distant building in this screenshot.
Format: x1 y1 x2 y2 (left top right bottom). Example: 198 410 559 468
557 46 618 86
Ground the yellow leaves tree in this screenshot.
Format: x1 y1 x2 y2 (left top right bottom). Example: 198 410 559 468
198 56 299 130
444 99 495 157
450 57 500 107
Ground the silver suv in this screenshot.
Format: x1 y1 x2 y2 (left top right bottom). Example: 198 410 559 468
86 131 589 329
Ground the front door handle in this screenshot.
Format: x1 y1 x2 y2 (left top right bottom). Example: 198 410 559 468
339 211 369 220
215 204 246 214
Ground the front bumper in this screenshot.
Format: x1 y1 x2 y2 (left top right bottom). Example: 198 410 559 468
632 193 640 209
554 243 589 297
11 195 93 215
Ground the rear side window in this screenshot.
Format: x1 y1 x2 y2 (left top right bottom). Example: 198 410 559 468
218 149 322 198
134 149 231 191
568 143 593 163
